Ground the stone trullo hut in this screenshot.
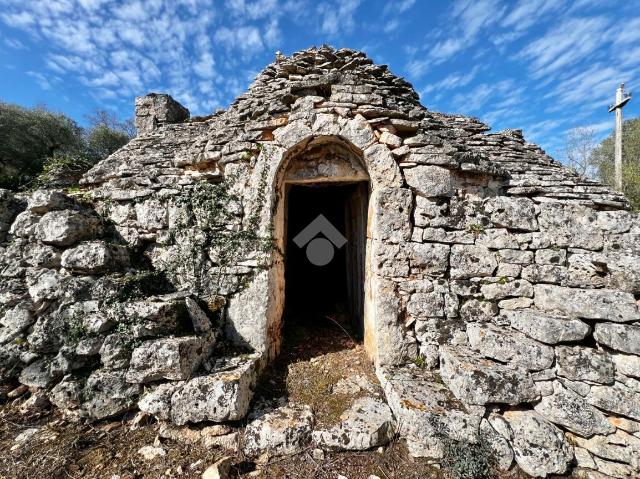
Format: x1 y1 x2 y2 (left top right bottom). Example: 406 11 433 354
1 47 640 478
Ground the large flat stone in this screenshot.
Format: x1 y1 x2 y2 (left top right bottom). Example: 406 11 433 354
36 209 102 247
594 322 640 355
534 284 639 322
533 381 614 437
484 196 538 231
556 346 615 385
170 354 260 425
403 165 453 197
501 410 574 477
450 245 497 279
467 322 554 371
312 397 395 451
82 369 142 420
586 383 640 421
506 308 590 344
126 335 215 383
61 241 130 274
378 365 483 458
439 346 539 406
243 404 314 460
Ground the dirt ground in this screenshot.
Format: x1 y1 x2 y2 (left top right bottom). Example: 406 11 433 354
0 313 529 479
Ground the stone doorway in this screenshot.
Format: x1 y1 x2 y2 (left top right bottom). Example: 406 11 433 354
283 181 369 342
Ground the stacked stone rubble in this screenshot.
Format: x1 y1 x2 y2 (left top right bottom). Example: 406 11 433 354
1 46 639 478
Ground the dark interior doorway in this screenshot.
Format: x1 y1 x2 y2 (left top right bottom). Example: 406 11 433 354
283 182 368 342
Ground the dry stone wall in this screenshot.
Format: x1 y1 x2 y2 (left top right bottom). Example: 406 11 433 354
1 46 640 478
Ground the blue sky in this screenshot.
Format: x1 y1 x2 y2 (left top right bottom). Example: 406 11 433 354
1 0 639 160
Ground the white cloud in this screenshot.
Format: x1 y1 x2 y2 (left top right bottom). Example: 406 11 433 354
317 0 362 36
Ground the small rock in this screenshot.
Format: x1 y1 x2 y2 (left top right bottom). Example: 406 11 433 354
202 456 233 479
130 411 152 430
312 448 325 461
138 445 166 460
8 384 29 399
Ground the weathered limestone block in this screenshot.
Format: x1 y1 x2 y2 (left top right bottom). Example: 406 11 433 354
0 303 34 338
126 335 214 383
27 190 74 213
450 245 497 279
407 292 445 318
403 165 453 197
82 369 142 420
408 242 449 274
369 188 412 243
476 228 521 249
312 397 395 451
484 196 538 231
138 382 181 421
467 322 554 371
597 210 634 234
535 248 567 265
9 210 41 238
27 314 65 353
49 376 84 410
521 264 568 284
170 354 260 425
506 309 590 344
534 284 639 322
480 279 533 300
480 418 514 470
459 298 498 322
439 346 539 405
594 322 640 355
501 410 574 477
19 358 61 388
100 333 134 369
378 365 483 458
226 268 280 356
244 404 314 460
36 209 102 247
362 143 403 187
567 429 640 472
538 202 603 250
134 199 168 231
369 275 417 366
135 93 189 135
109 299 186 338
413 196 448 228
27 269 65 305
534 381 614 437
556 346 615 384
61 241 129 274
23 243 62 268
612 353 640 379
370 241 410 277
185 297 212 334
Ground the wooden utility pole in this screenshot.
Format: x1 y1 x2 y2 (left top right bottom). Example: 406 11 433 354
608 83 632 190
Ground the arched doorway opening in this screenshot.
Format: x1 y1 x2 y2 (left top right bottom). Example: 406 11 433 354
277 139 370 355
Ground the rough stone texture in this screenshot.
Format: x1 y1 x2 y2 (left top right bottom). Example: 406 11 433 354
440 346 539 405
170 355 260 425
533 381 614 437
135 93 190 135
243 404 314 460
594 322 640 355
61 241 129 274
312 397 395 451
556 346 615 384
450 245 497 279
126 335 214 383
484 196 538 231
534 284 639 322
378 365 483 458
467 322 554 371
501 410 574 477
506 309 590 344
36 209 102 247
